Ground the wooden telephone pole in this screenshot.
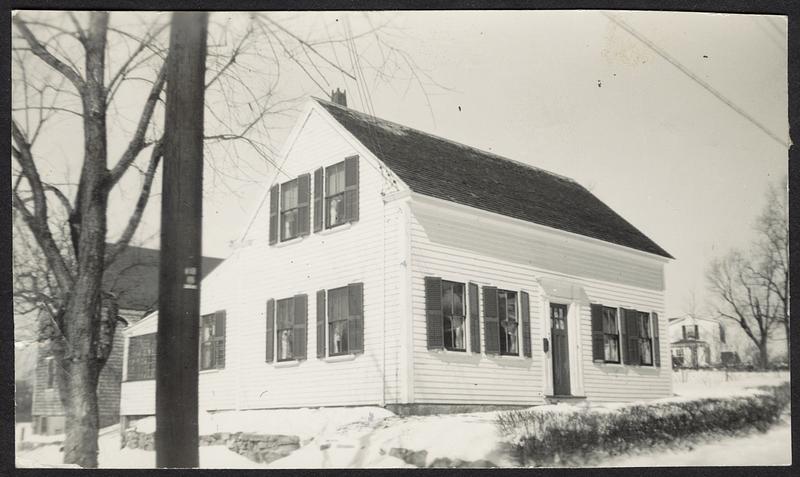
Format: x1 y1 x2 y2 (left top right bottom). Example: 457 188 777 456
156 11 208 468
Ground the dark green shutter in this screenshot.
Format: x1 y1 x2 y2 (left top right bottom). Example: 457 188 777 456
316 290 326 358
297 174 311 237
682 325 686 340
625 309 641 365
344 155 359 223
214 310 226 369
265 299 275 362
521 291 531 358
424 277 443 350
590 304 605 362
313 168 324 232
468 282 480 353
619 307 628 364
347 283 364 353
293 294 307 360
652 312 661 367
694 325 699 339
268 185 279 245
483 286 500 355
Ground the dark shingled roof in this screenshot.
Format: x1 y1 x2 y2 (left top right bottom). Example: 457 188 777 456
103 246 224 311
316 99 672 259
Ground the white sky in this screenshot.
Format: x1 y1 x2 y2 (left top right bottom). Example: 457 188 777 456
15 10 788 321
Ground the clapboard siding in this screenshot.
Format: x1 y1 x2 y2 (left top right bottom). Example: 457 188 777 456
409 199 671 405
120 107 405 416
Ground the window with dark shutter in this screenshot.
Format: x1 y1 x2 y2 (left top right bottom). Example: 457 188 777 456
297 174 311 237
424 277 443 350
313 168 324 232
328 286 349 355
344 156 359 223
266 299 275 362
602 307 621 363
268 185 279 245
276 298 296 361
498 290 519 356
293 294 307 360
521 291 531 358
127 333 157 380
468 282 480 354
347 282 364 354
639 312 653 366
280 178 300 241
325 162 346 228
316 290 326 358
442 281 466 351
483 286 500 354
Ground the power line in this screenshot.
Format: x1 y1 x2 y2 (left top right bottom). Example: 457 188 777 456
603 12 789 149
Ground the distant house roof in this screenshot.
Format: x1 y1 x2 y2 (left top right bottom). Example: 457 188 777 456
316 98 672 259
103 245 224 311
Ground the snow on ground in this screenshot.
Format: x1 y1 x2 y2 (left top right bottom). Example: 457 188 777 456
596 419 792 467
17 371 791 468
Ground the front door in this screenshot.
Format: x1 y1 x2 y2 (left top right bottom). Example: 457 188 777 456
550 303 571 396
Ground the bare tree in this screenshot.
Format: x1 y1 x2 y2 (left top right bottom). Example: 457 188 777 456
12 10 437 467
706 177 788 369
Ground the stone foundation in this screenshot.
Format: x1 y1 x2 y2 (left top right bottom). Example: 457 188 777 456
384 403 529 417
121 429 300 464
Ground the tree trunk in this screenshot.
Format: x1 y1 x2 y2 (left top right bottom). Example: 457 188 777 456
60 12 111 468
758 338 769 370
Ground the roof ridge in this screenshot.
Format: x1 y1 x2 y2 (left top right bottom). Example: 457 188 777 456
312 97 577 184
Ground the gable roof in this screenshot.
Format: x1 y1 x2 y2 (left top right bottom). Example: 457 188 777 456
103 245 224 311
315 98 672 259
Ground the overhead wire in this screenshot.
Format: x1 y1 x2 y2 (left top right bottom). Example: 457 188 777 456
603 12 789 149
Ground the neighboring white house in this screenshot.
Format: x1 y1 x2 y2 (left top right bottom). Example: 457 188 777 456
668 315 736 368
120 95 674 422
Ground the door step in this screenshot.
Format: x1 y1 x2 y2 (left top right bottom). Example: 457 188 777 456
544 395 587 404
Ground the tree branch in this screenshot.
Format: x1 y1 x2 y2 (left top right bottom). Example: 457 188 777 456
13 14 85 91
106 140 163 266
108 62 166 186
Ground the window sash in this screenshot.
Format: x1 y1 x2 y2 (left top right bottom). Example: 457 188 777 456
199 315 219 370
325 162 346 228
128 334 157 380
276 298 296 361
442 281 466 351
327 287 349 355
601 307 620 363
498 290 519 355
638 313 653 365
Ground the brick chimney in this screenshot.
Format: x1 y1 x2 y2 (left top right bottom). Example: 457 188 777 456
330 88 347 107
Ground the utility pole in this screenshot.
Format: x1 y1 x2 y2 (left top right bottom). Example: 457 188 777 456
156 11 208 468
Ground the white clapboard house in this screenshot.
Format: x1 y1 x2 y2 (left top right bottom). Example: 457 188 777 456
120 94 674 422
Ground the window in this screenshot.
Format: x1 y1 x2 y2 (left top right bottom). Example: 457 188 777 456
280 179 299 241
200 312 226 370
638 312 653 366
719 324 726 344
127 333 157 380
442 281 466 351
325 162 346 228
683 324 699 340
327 287 349 355
498 290 519 355
46 357 55 389
277 298 296 361
602 307 620 363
